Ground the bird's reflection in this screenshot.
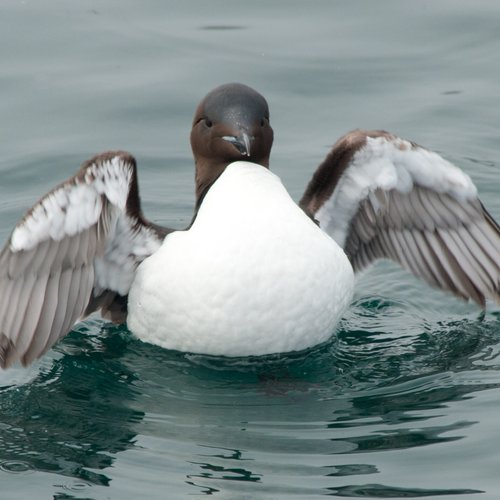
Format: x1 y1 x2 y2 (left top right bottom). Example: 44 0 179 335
0 323 143 486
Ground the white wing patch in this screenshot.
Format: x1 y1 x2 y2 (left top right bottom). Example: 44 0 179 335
316 136 477 248
94 213 162 296
10 156 132 252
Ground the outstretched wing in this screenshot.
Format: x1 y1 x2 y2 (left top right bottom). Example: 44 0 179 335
0 151 171 368
300 129 500 306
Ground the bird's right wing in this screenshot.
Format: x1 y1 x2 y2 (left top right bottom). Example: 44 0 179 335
0 151 171 368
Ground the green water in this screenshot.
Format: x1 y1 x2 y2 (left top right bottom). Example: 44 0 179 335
1 1 500 498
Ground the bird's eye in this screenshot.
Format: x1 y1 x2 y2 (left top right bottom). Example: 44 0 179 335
260 117 268 127
204 118 213 128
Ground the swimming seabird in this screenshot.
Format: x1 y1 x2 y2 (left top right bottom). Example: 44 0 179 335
1 83 499 368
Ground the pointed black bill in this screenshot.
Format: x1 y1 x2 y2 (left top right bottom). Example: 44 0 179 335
222 133 252 157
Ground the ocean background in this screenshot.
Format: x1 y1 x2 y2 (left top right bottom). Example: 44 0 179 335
1 1 500 498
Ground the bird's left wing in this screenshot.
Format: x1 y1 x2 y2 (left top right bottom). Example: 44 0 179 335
300 130 500 306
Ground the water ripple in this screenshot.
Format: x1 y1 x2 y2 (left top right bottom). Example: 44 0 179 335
0 460 34 474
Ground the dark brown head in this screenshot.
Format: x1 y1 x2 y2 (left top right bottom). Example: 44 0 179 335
190 83 274 205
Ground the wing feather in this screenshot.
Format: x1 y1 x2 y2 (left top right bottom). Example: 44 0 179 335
456 226 497 278
41 270 71 359
447 229 495 289
424 231 469 299
388 229 416 274
301 130 500 306
49 268 73 346
14 273 51 365
0 279 15 328
3 279 25 341
60 268 83 340
21 270 61 365
411 231 452 290
408 190 435 231
437 229 489 296
469 222 500 267
6 272 38 347
400 229 436 286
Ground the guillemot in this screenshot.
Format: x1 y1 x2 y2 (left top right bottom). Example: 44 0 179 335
0 83 499 368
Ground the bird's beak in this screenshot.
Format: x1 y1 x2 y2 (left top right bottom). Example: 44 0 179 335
222 132 252 157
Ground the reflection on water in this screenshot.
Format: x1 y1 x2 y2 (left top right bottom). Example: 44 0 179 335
326 485 482 497
1 303 498 497
0 324 142 487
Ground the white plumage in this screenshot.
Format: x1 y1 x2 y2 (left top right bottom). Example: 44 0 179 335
128 162 354 356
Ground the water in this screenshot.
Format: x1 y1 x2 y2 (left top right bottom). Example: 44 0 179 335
1 1 500 498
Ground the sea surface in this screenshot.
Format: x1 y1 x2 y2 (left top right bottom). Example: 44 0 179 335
1 1 500 498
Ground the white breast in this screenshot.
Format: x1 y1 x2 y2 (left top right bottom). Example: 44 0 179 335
127 162 354 356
